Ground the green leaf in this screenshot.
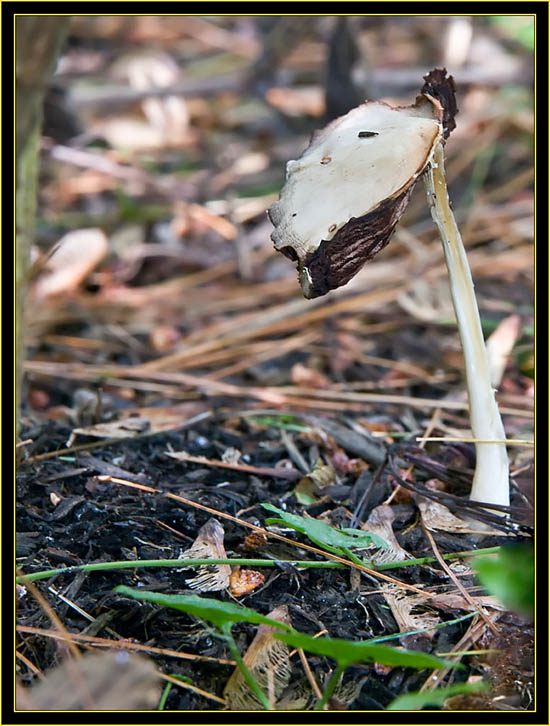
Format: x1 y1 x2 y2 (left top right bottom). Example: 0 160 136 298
262 504 388 556
387 681 487 710
114 586 293 632
273 631 459 670
474 543 534 616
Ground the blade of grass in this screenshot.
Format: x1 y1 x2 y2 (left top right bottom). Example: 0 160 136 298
387 680 487 710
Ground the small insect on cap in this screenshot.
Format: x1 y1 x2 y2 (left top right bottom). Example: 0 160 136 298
269 69 457 299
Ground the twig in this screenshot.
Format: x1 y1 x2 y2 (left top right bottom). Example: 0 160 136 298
16 570 81 661
16 626 234 665
422 525 499 635
16 651 45 680
165 450 301 481
298 649 324 701
157 672 226 705
420 612 500 692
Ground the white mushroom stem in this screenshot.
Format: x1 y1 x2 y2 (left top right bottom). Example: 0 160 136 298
424 142 509 508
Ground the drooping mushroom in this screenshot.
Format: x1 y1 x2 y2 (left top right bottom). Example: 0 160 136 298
269 69 509 509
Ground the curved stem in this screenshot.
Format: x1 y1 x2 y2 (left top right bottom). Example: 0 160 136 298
424 143 509 508
222 626 273 711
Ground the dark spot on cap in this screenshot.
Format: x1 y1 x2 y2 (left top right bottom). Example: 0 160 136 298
358 131 379 138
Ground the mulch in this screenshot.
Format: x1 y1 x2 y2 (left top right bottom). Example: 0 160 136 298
16 406 534 711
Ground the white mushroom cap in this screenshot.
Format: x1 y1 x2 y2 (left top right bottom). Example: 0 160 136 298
269 94 444 297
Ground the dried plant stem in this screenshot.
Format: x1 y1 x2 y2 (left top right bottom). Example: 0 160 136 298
424 143 509 508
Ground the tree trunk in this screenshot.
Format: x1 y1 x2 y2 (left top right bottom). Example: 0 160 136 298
15 16 69 436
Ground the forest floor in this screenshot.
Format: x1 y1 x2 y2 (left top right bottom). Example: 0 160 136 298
16 15 535 713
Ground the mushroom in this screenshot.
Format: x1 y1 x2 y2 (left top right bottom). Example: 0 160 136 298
269 69 509 509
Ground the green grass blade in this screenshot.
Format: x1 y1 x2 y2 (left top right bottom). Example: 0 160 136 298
274 631 459 670
114 586 292 632
387 681 487 710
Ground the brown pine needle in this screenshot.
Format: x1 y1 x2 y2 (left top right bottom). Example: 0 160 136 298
422 525 499 635
297 649 323 701
16 651 45 680
16 570 82 661
157 672 226 705
420 612 500 692
165 450 301 480
100 475 439 599
16 625 235 665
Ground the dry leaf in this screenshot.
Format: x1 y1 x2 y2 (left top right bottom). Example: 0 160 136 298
485 314 521 387
277 674 368 710
70 403 208 441
296 459 337 503
330 675 369 709
430 592 507 612
179 519 231 592
415 480 512 536
105 50 191 148
223 605 291 710
381 583 439 644
32 229 108 300
228 567 266 597
276 677 316 710
17 652 160 710
291 362 332 389
360 504 412 564
71 416 151 440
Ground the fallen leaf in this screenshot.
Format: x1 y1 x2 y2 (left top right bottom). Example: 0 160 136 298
228 567 266 597
180 519 231 592
17 651 160 710
360 505 412 564
32 229 108 300
381 583 439 644
485 314 521 387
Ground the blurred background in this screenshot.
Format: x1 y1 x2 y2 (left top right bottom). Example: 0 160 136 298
24 14 534 451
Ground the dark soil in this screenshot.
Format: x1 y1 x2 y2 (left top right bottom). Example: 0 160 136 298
16 409 534 712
